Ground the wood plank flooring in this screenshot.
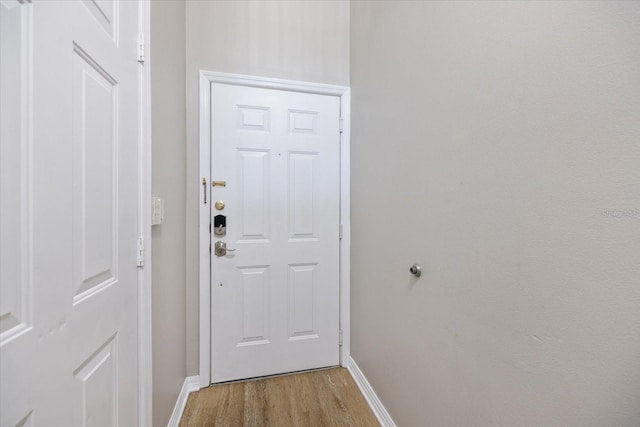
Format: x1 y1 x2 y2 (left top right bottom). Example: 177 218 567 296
179 368 380 427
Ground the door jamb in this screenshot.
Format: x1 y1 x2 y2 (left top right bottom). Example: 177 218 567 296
138 1 152 425
198 71 351 388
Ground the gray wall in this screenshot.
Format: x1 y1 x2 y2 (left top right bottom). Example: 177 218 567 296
150 1 186 425
350 1 640 426
184 0 350 375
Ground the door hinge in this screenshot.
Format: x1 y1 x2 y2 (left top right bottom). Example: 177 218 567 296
137 237 145 267
339 224 343 240
137 33 145 63
339 117 344 134
339 329 343 346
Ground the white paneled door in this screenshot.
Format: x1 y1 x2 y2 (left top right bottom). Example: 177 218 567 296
1 0 141 425
209 83 341 382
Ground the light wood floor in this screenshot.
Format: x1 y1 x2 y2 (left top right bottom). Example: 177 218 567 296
179 368 380 427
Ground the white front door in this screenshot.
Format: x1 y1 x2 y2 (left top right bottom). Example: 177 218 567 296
209 83 341 383
1 1 141 425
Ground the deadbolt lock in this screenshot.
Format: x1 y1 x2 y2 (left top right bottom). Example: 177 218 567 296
215 200 225 210
214 215 226 236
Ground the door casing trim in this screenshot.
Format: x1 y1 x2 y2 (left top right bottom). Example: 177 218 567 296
198 71 351 388
138 1 152 425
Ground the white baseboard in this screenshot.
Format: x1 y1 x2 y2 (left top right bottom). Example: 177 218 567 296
167 375 200 427
347 357 397 427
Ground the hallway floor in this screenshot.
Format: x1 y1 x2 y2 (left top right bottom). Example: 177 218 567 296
179 368 380 426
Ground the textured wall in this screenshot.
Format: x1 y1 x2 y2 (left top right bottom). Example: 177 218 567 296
150 1 186 425
350 1 640 426
184 0 350 375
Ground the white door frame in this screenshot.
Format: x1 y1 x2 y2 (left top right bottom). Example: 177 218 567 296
198 71 351 388
138 1 153 425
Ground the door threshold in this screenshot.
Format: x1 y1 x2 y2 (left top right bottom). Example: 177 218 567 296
209 365 340 387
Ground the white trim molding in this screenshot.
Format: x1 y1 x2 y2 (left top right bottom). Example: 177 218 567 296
199 71 351 387
137 1 153 426
347 357 397 427
167 376 200 427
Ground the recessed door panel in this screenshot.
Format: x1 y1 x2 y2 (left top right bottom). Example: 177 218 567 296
73 336 118 427
288 263 318 341
0 0 32 345
80 0 118 42
289 110 319 135
237 266 270 346
288 152 318 241
238 149 270 241
72 46 118 304
237 105 270 132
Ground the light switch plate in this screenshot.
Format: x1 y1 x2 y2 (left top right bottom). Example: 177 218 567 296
151 197 164 226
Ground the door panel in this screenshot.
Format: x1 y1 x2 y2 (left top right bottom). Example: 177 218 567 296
0 1 140 425
72 335 118 427
237 266 270 345
288 263 318 339
289 152 317 239
210 83 341 383
72 45 118 303
0 0 32 346
0 2 34 424
237 149 270 241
